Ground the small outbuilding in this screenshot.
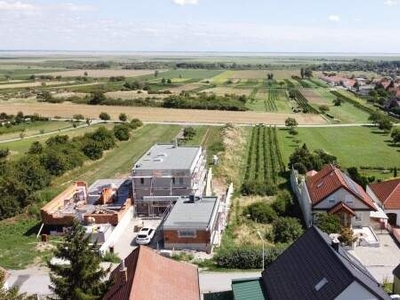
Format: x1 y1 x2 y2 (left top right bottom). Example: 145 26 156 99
163 196 221 253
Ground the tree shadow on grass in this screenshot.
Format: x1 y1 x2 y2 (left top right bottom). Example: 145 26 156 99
371 130 388 135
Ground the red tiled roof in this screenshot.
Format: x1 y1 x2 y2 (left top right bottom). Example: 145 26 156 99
306 164 376 210
103 246 200 300
369 178 400 210
328 202 356 216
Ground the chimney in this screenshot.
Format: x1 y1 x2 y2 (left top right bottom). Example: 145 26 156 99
331 238 340 252
119 259 128 285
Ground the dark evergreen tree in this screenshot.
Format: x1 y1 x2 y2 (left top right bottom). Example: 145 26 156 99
48 220 111 300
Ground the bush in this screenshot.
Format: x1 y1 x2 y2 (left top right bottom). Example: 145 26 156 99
183 127 196 140
119 113 127 122
214 245 285 269
243 201 277 223
241 180 277 196
272 217 304 244
99 112 110 121
315 213 341 234
130 118 143 129
113 124 130 141
81 142 103 160
271 191 293 216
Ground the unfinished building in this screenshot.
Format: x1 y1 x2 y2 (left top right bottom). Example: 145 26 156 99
132 143 207 216
40 179 132 227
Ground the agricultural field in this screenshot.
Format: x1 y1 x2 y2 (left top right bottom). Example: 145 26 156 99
244 125 285 184
105 90 170 99
203 87 253 97
300 89 328 105
0 80 75 90
0 102 328 125
278 126 400 170
35 69 158 78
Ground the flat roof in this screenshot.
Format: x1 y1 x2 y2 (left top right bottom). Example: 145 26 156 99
232 278 266 300
88 179 128 205
163 197 219 230
132 144 201 172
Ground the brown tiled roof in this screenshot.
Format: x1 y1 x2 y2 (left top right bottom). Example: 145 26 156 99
369 178 400 210
103 246 200 300
306 164 376 210
328 202 356 216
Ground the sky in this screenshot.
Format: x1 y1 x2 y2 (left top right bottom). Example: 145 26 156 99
1 0 400 53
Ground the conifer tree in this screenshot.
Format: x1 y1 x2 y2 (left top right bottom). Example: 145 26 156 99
48 220 111 300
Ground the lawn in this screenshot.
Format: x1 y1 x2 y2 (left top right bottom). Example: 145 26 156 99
278 126 400 169
0 124 181 269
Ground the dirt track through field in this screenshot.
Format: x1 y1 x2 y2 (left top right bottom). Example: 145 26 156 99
0 102 327 125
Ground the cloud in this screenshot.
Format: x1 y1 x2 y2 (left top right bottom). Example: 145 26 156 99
172 0 198 6
0 1 37 11
384 0 397 6
61 3 96 12
328 15 340 22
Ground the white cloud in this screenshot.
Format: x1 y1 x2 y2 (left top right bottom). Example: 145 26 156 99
172 0 198 6
328 15 341 22
384 0 397 6
61 3 96 12
0 1 37 11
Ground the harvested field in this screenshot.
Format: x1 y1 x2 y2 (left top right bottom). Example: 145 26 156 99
53 92 86 98
0 102 327 125
229 70 268 79
203 87 253 96
105 90 169 99
300 89 329 105
0 81 74 90
35 69 159 78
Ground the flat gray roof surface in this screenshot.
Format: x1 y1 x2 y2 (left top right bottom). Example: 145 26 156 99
163 197 218 230
88 179 127 205
133 144 201 171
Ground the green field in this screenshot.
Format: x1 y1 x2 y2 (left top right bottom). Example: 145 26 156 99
278 126 400 169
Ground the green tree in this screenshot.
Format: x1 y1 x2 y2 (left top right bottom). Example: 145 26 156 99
48 220 111 300
315 213 341 234
318 105 330 113
130 118 143 129
285 117 298 129
118 113 127 122
333 98 342 106
338 227 357 246
99 112 110 121
89 91 105 105
73 114 85 121
154 70 159 78
0 148 9 159
300 68 305 79
271 191 293 216
272 217 304 244
304 68 313 78
113 124 130 141
378 117 393 132
243 201 277 223
81 142 103 160
161 78 166 84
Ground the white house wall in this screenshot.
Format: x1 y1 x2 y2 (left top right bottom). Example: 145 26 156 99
366 186 383 207
290 170 312 227
313 188 371 211
335 281 379 300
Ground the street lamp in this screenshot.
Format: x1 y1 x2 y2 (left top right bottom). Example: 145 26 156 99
257 231 265 270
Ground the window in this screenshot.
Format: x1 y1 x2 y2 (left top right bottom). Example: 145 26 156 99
178 177 184 185
355 213 362 221
172 177 175 185
328 196 336 204
345 195 353 204
178 230 196 238
140 178 144 185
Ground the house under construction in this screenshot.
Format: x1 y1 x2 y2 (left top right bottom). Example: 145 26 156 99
132 143 207 216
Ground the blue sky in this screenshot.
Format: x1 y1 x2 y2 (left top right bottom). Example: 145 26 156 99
1 0 400 52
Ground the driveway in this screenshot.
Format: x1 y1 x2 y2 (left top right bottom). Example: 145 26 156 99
349 231 400 282
199 271 261 294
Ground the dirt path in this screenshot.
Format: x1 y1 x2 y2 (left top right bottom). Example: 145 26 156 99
0 102 327 125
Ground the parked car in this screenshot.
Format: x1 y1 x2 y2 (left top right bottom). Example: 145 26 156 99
136 227 156 245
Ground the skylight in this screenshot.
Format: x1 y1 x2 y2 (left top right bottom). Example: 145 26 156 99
315 277 328 291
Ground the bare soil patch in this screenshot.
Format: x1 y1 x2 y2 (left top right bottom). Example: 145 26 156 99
0 81 74 90
0 103 327 125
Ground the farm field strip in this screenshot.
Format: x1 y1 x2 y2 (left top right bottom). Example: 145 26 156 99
265 89 278 112
0 102 327 125
292 90 319 113
34 69 159 78
300 89 329 105
244 125 285 183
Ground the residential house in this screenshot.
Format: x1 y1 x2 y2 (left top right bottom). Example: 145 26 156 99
227 227 390 300
103 246 200 300
163 196 221 253
367 178 400 226
291 164 377 228
132 143 207 216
